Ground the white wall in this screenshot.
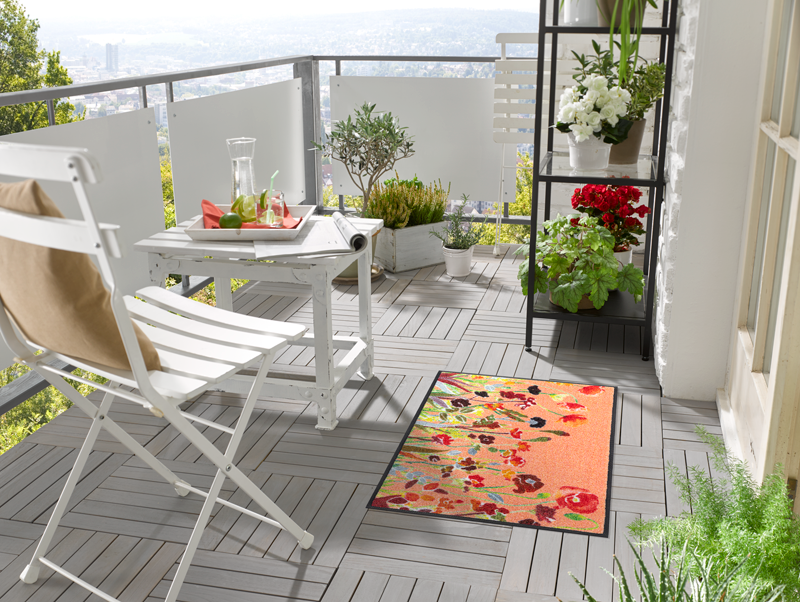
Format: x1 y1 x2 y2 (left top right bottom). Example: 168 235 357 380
655 0 769 399
331 76 512 203
168 80 305 224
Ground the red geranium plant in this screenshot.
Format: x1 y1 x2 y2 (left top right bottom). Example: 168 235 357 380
570 184 651 252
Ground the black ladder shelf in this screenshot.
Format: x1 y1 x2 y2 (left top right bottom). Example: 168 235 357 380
523 0 679 361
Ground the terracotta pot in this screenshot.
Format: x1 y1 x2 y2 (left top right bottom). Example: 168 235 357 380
549 290 595 310
596 0 648 27
609 119 647 165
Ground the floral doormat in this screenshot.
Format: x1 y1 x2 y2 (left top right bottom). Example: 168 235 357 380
368 372 617 536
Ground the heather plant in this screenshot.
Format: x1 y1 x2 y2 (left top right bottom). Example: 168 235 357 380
365 175 448 229
629 427 800 601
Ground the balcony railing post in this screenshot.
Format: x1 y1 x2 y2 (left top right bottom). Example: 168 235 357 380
294 59 322 208
166 82 174 103
138 86 148 109
46 99 56 126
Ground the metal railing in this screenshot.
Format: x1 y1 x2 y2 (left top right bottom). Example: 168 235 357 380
0 53 534 418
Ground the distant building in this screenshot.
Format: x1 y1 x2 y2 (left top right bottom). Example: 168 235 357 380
106 44 119 72
153 103 169 127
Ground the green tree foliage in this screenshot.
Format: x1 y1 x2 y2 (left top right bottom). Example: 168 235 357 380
160 147 176 230
0 363 107 455
479 152 533 246
0 0 82 135
629 427 800 601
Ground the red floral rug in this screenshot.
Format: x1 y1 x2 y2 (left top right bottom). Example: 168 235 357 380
368 372 617 536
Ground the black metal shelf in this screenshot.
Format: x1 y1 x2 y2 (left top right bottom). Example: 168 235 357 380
543 25 670 34
524 0 680 361
538 151 658 185
532 283 648 324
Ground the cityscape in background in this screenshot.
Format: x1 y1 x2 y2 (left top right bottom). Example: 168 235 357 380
33 9 537 212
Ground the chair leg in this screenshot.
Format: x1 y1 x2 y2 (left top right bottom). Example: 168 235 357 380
38 369 188 495
21 388 117 584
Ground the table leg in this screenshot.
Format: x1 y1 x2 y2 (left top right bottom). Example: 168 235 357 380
216 277 233 311
357 246 374 380
311 266 337 430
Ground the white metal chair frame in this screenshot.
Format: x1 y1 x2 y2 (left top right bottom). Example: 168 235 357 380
493 33 540 256
0 142 313 602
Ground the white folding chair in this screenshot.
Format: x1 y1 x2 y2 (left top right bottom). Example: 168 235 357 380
0 142 313 602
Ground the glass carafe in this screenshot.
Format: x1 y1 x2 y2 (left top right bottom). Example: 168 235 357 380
227 138 257 213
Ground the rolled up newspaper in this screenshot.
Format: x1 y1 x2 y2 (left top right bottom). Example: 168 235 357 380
332 211 367 252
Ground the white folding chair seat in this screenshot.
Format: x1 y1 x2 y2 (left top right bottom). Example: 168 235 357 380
0 141 314 602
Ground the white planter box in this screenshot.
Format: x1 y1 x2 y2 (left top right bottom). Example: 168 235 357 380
375 221 447 273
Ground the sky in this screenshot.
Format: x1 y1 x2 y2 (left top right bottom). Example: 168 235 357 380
22 0 535 23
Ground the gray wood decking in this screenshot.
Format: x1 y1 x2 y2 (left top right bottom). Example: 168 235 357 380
0 246 720 602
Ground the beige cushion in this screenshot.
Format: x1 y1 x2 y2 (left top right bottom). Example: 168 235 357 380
0 180 161 372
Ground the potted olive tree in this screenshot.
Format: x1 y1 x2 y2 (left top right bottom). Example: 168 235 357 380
515 213 644 312
313 102 415 279
365 175 449 273
430 198 485 277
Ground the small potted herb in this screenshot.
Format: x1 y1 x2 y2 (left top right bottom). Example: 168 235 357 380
430 197 485 277
515 213 644 312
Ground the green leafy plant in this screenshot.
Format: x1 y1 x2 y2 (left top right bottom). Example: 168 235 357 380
312 102 414 216
570 540 785 602
365 174 448 229
599 0 659 86
429 197 485 250
571 40 620 86
514 214 644 312
625 60 666 121
629 427 800 601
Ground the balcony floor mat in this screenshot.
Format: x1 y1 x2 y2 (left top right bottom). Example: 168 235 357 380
368 371 617 537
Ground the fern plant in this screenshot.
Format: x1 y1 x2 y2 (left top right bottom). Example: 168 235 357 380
629 427 800 600
571 540 785 602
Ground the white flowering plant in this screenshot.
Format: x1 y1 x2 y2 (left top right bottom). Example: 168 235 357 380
555 74 633 145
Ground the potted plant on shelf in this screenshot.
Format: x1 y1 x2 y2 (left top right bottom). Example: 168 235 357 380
430 197 485 278
364 174 450 273
570 41 666 164
570 182 651 263
515 213 645 313
555 74 632 170
611 60 666 163
313 101 415 279
597 0 658 87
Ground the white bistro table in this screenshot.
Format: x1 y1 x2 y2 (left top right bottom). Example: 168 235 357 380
134 215 383 431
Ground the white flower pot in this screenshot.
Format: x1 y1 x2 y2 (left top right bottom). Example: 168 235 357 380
562 0 599 25
567 132 611 170
442 245 473 277
614 248 633 265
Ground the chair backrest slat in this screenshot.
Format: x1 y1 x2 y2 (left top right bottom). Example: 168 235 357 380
0 207 123 258
0 143 101 184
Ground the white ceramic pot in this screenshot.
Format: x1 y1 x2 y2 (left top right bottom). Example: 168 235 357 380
562 0 599 25
442 245 473 277
614 247 633 265
567 132 612 170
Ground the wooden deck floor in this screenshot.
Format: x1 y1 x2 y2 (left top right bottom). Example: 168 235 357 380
0 246 721 602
